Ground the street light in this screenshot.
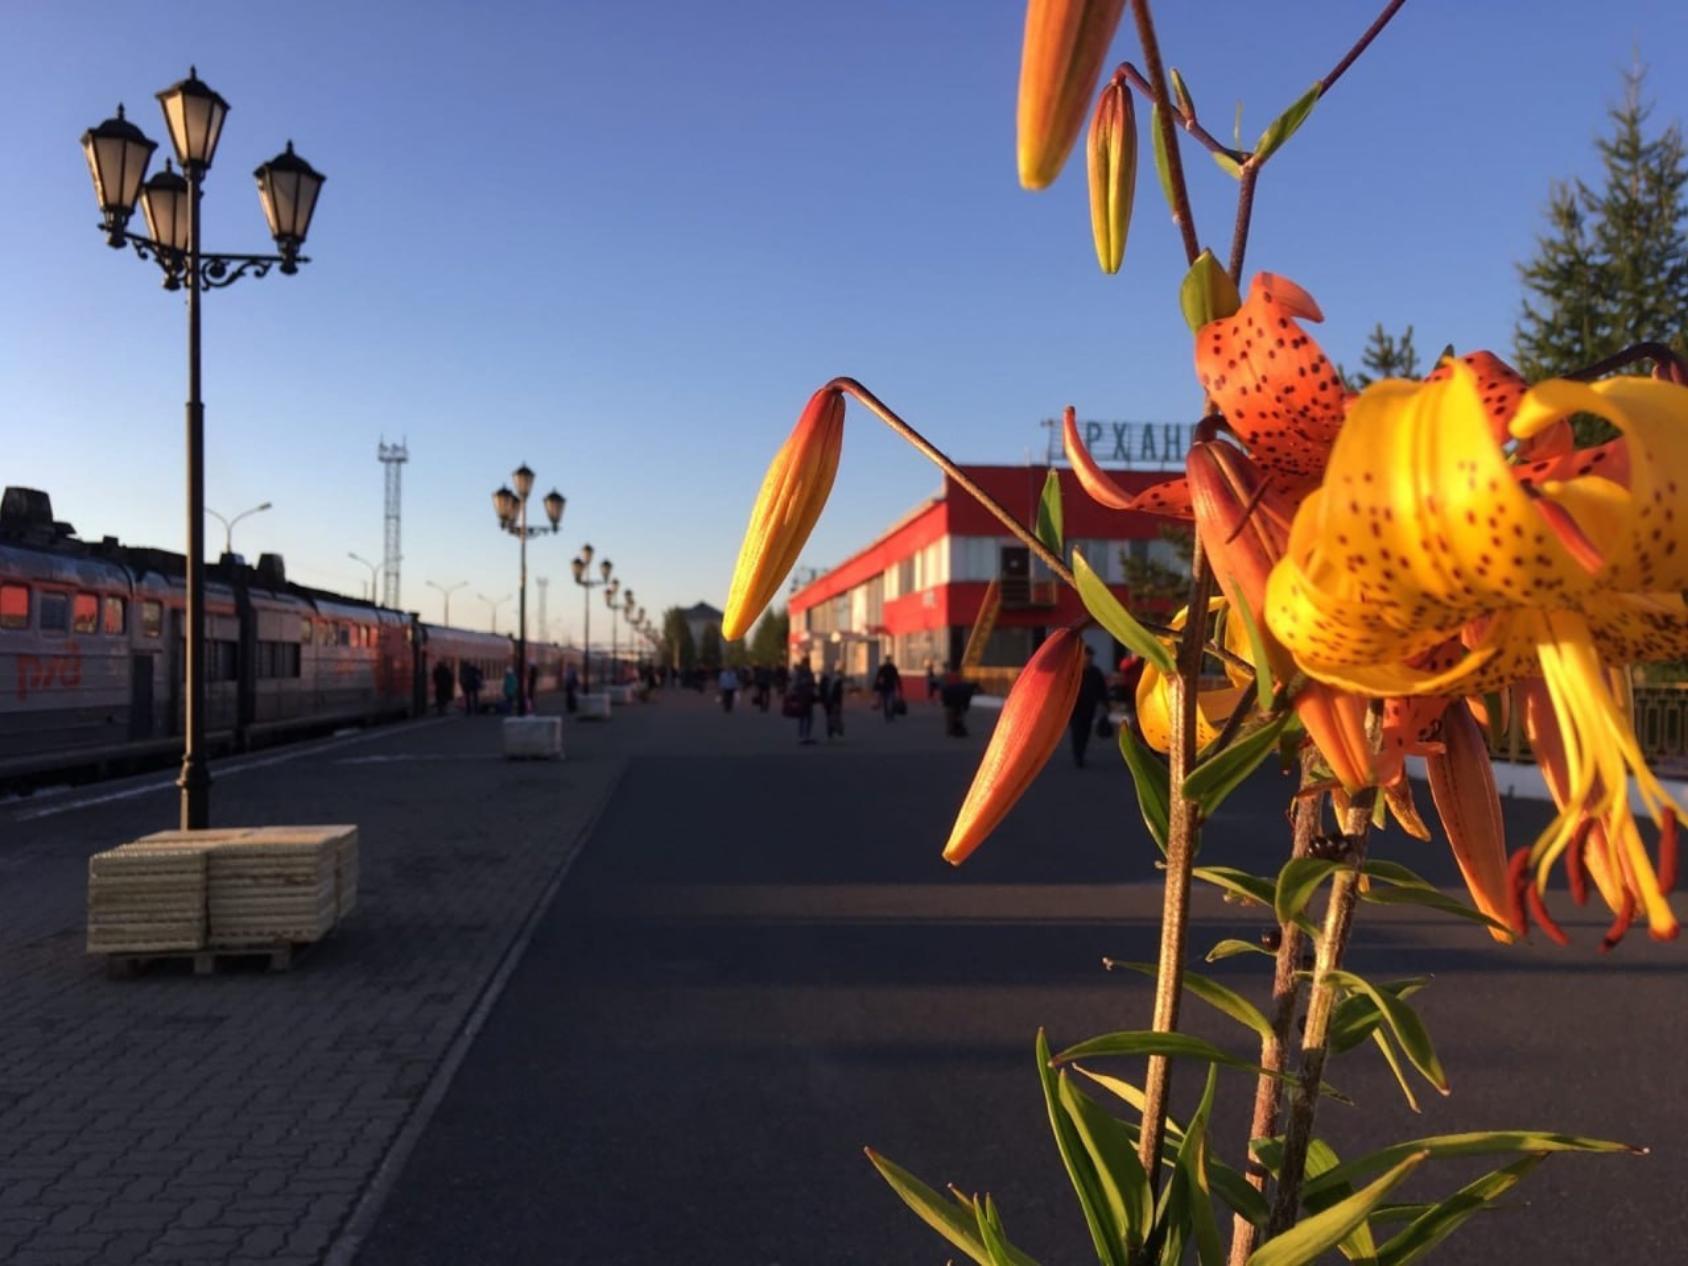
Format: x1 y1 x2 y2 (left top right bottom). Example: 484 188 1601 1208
425 579 468 626
206 500 271 559
571 549 610 693
348 552 383 602
82 70 324 831
604 581 623 685
490 463 564 715
477 592 512 633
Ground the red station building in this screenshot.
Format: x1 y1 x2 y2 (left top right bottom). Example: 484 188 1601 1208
786 462 1189 683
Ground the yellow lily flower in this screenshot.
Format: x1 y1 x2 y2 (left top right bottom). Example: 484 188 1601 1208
1265 365 1688 939
1134 600 1251 753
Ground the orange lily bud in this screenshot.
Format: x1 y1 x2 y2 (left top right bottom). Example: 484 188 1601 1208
1425 703 1517 942
1017 0 1127 189
943 627 1085 864
1186 440 1388 791
722 387 845 642
1086 71 1135 273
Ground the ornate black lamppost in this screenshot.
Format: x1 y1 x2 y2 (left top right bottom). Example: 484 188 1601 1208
491 466 565 716
570 549 611 693
82 70 325 830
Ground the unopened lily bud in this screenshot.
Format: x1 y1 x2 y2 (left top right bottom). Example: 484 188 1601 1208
1017 0 1127 189
1425 703 1517 942
943 627 1085 864
1086 72 1135 274
722 387 845 641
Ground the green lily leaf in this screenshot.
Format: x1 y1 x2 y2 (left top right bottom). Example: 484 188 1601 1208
1169 68 1195 119
1052 1031 1348 1102
865 1148 1026 1266
1118 723 1170 852
1247 1151 1429 1266
1170 1066 1225 1266
1193 866 1318 934
1184 711 1295 818
1036 468 1064 556
1273 857 1343 928
1037 1030 1126 1266
1358 882 1512 934
1109 961 1273 1042
1205 937 1275 963
1323 970 1448 1095
1252 83 1321 165
1150 104 1177 219
1301 1138 1378 1263
1211 149 1244 178
1059 1072 1153 1255
1327 979 1429 1056
1376 1156 1547 1266
1179 249 1243 335
1217 575 1273 709
1303 1131 1642 1201
1073 551 1173 674
1370 1026 1422 1114
975 1195 1024 1266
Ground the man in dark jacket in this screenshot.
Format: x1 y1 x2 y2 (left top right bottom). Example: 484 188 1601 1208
1069 644 1108 767
873 659 902 722
432 661 454 715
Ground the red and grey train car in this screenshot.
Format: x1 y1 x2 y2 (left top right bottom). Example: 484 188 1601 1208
0 487 562 788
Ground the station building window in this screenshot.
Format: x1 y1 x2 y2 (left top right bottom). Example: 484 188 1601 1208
141 600 163 638
73 592 98 634
0 584 27 630
103 596 126 636
40 593 69 634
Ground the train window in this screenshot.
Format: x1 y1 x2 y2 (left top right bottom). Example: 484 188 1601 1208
103 596 126 635
141 600 163 638
338 624 350 647
0 584 26 630
73 592 98 634
212 640 240 682
40 592 69 634
301 618 313 644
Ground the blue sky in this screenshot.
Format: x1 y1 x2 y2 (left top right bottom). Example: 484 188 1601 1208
4 1 1685 638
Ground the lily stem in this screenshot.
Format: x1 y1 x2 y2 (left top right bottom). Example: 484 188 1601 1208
1228 755 1322 1266
1135 540 1214 1194
829 377 1076 588
1129 0 1201 266
1266 790 1377 1237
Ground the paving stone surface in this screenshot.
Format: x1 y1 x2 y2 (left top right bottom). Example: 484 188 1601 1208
0 695 629 1265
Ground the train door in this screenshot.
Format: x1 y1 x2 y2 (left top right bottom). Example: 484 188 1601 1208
128 655 154 739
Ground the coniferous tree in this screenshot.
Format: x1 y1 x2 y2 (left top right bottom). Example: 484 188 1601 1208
660 606 696 671
1342 323 1421 390
1516 68 1688 381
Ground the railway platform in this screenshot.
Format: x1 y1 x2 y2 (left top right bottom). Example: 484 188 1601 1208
0 693 634 1266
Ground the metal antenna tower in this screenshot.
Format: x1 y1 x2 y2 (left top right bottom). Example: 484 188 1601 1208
536 576 549 644
377 438 408 608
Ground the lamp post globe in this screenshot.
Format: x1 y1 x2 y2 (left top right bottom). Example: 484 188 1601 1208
155 67 229 172
81 105 157 245
599 558 612 584
492 485 518 526
580 542 594 567
253 141 324 273
542 489 565 529
511 463 535 500
570 556 585 583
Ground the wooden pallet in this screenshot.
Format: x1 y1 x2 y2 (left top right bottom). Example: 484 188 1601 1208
104 939 313 980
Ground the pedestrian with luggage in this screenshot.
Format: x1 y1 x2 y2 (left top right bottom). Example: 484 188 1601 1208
1069 645 1108 767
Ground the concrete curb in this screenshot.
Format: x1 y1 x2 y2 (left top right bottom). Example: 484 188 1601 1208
323 757 629 1266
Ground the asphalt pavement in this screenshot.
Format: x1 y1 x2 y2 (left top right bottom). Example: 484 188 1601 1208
352 689 1688 1266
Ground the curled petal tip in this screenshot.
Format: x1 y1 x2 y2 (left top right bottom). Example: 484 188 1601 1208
943 628 1085 864
1426 704 1516 942
722 387 845 641
1017 0 1127 188
1062 406 1137 510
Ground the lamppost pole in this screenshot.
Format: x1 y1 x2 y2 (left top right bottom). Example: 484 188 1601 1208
426 579 467 626
82 73 324 830
349 552 382 602
492 469 563 717
570 547 611 694
206 501 271 558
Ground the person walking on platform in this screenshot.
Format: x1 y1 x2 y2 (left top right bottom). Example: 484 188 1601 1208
940 663 974 738
461 662 482 715
718 665 740 712
789 662 817 744
564 663 579 713
822 669 846 740
502 665 519 715
432 660 454 716
1069 645 1108 767
873 658 902 722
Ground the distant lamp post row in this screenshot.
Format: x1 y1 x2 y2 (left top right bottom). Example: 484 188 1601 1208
491 464 564 716
347 551 391 603
83 69 325 831
570 547 612 693
206 500 271 559
478 592 512 633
